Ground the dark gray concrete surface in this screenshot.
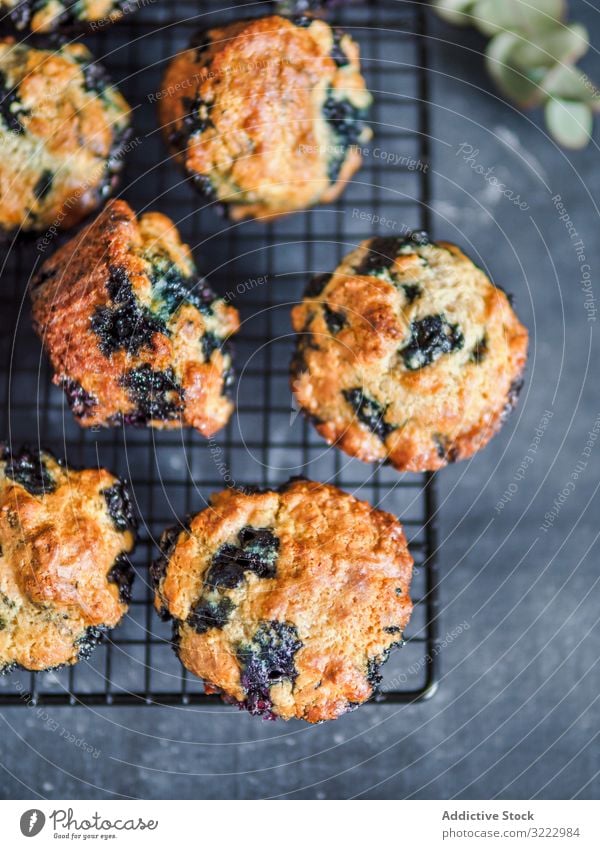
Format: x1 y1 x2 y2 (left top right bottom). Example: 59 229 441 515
1 1 599 799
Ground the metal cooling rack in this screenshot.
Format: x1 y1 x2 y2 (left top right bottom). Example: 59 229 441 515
0 0 440 707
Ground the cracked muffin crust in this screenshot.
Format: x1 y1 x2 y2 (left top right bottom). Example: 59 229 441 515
291 233 529 472
0 444 136 672
0 39 130 237
0 0 130 33
152 478 413 722
31 200 240 435
158 15 372 220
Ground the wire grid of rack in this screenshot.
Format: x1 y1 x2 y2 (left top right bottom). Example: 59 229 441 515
0 0 440 707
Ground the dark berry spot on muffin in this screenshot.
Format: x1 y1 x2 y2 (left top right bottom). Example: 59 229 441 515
76 625 107 661
353 236 404 277
33 170 54 201
221 366 235 398
4 447 55 495
60 378 98 419
353 233 430 277
97 127 131 201
470 335 488 364
7 0 32 30
205 526 279 590
400 314 464 371
409 230 430 246
433 433 458 463
366 656 383 690
495 284 515 307
402 283 421 304
108 553 135 604
237 621 303 717
395 587 403 596
170 93 213 151
91 273 166 356
187 597 235 634
304 273 331 298
150 525 183 590
91 304 163 356
189 172 218 201
292 14 313 27
201 332 221 362
238 527 280 572
323 94 368 145
384 625 403 635
206 544 250 590
190 33 211 61
121 366 184 424
148 256 216 319
433 434 447 459
501 375 525 421
152 525 182 586
106 265 131 302
330 29 350 67
102 481 137 532
151 524 186 617
0 71 27 134
323 303 347 334
343 388 395 441
290 334 321 378
323 92 369 182
81 61 111 96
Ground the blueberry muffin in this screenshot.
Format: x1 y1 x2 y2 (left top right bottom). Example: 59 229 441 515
0 444 136 672
31 200 240 435
0 0 130 32
291 233 529 472
0 39 130 237
152 478 413 722
158 15 372 220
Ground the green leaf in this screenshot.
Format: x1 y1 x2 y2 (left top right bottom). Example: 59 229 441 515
473 0 566 37
545 98 593 147
486 31 545 106
542 64 600 109
432 0 477 26
509 22 589 69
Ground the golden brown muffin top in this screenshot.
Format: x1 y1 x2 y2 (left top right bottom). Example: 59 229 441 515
31 200 240 436
0 0 126 33
153 478 413 722
0 39 130 234
158 15 372 220
291 235 529 471
0 445 136 671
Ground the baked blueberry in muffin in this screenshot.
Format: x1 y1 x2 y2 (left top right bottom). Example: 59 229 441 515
291 234 529 471
0 0 132 33
31 200 240 435
0 39 130 237
158 15 372 220
0 444 136 672
152 478 413 722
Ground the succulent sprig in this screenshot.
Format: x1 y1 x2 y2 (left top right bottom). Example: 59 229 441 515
434 0 600 148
